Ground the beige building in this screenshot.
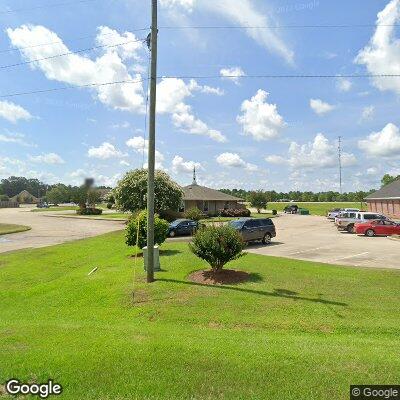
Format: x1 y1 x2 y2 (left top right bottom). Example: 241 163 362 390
181 171 244 216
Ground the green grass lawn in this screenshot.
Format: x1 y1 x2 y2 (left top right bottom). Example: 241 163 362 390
0 231 399 399
0 223 30 235
268 202 367 216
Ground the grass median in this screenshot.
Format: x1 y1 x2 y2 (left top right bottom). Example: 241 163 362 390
0 224 31 235
0 231 399 399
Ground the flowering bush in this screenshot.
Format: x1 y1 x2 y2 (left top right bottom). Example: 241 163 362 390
218 208 251 218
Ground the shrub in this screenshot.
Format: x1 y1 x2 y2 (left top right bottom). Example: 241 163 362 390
76 208 103 215
184 207 206 221
218 208 251 218
106 202 113 209
189 225 245 273
272 210 277 215
126 210 169 249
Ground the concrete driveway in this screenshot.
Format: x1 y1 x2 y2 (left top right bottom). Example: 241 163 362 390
0 206 124 253
246 214 400 269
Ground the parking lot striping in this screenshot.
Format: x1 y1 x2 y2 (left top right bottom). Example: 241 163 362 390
289 246 329 255
329 252 369 262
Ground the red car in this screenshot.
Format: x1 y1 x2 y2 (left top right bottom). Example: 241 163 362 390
355 220 400 237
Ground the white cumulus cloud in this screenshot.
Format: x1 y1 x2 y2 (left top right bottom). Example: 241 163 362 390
30 152 65 164
126 136 165 169
266 133 357 169
336 78 352 92
0 101 33 123
310 99 336 115
355 0 400 95
358 123 400 158
220 67 246 85
7 24 145 113
171 155 202 174
88 142 125 159
216 152 258 171
157 78 227 142
237 89 285 141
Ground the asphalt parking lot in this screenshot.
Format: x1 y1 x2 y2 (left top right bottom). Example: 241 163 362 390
246 214 400 269
0 206 124 253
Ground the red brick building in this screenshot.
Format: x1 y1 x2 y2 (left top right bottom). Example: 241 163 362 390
365 179 400 219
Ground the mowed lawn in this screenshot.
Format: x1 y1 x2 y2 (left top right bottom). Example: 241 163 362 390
0 224 30 235
268 202 367 216
0 231 399 399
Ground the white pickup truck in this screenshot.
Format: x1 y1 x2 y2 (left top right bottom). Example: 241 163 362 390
335 211 388 233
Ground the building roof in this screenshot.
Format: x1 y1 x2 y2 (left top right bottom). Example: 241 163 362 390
182 184 243 202
365 179 400 200
10 190 39 202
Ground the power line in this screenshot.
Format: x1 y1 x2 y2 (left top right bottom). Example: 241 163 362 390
159 23 400 30
0 0 104 14
0 78 147 99
166 73 400 79
0 28 150 54
1 73 400 99
0 38 146 70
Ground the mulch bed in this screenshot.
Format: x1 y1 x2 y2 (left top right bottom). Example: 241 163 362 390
188 269 251 285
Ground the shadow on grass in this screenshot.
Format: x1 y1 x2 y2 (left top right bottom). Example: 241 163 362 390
160 249 182 256
156 278 347 307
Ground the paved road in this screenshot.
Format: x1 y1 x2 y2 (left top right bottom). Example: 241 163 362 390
246 214 400 269
0 207 124 253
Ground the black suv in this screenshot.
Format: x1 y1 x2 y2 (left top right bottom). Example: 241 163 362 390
229 218 276 244
284 205 298 214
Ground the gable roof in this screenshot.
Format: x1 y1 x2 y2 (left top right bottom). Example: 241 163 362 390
10 190 39 202
365 179 400 200
182 184 243 202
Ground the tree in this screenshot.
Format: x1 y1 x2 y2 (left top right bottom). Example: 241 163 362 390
0 176 48 197
87 189 101 207
248 191 268 213
114 169 183 213
46 185 69 205
71 186 88 210
381 174 400 187
189 225 245 274
125 210 169 249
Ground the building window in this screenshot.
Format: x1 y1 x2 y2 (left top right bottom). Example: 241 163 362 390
179 201 185 213
203 201 209 212
224 201 229 210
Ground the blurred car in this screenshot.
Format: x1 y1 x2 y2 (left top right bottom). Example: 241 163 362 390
355 220 400 237
229 218 276 244
168 219 199 237
284 205 298 214
327 208 360 220
36 202 50 208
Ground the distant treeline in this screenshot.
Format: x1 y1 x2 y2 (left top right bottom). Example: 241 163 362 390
219 189 375 203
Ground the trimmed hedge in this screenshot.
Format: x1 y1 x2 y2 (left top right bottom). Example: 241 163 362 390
218 208 251 218
76 208 103 215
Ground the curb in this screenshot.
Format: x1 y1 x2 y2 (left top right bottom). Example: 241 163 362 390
42 214 127 222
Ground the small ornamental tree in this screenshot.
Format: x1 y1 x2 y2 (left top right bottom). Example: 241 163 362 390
189 225 245 274
114 169 183 213
126 210 169 249
248 191 268 213
184 207 204 221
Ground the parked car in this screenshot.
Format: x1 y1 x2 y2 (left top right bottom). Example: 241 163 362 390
327 208 344 220
284 205 298 214
355 220 400 237
36 202 50 208
335 211 388 233
327 208 360 220
229 218 276 244
168 219 199 237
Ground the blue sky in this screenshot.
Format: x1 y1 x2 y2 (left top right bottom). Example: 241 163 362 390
0 0 400 191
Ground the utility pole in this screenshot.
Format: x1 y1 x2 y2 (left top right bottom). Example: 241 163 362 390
146 0 158 283
338 136 343 194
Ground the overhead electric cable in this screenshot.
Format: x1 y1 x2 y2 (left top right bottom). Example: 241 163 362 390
1 73 400 99
0 38 146 70
0 28 150 54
